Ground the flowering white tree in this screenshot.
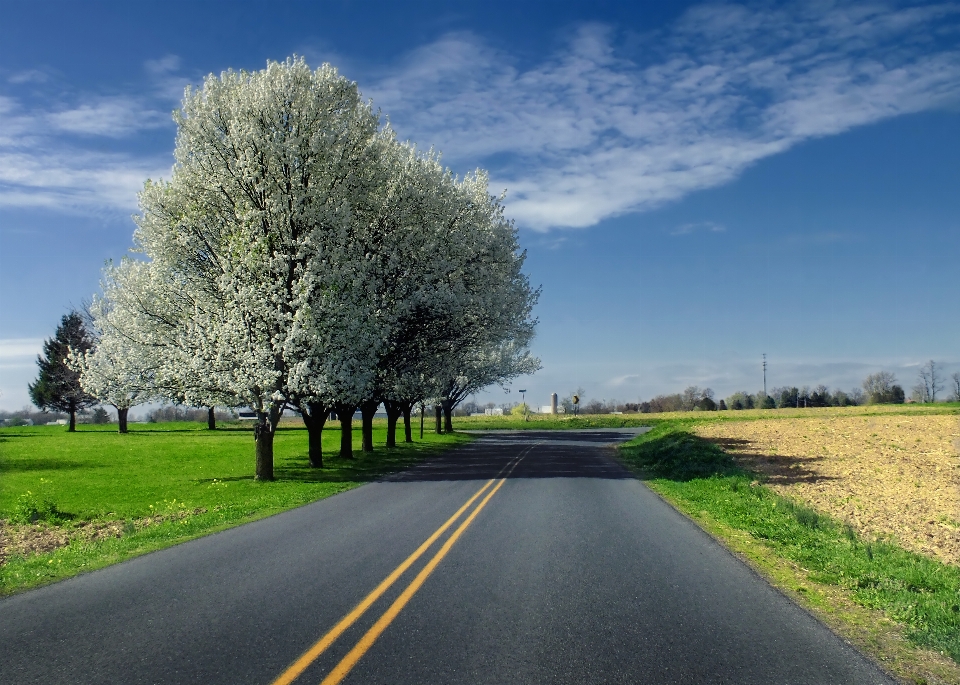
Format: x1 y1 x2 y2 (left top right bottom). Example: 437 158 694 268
71 295 158 433
98 56 540 475
350 148 540 445
426 171 540 431
351 143 471 449
435 339 540 432
118 58 387 478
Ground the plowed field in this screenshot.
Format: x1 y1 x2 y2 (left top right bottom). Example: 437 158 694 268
692 414 960 566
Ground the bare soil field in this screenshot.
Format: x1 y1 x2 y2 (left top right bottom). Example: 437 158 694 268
693 412 960 566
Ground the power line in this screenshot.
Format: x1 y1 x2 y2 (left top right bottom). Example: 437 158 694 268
763 353 767 397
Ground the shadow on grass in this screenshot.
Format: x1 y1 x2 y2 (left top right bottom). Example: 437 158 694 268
0 458 103 473
620 427 840 486
273 448 438 483
189 439 467 486
126 428 232 434
619 425 743 481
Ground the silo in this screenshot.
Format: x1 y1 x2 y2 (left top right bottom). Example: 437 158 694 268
550 393 558 414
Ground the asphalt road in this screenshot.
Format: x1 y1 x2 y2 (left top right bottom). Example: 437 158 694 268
0 429 895 684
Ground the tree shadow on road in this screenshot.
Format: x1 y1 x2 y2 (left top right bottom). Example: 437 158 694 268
385 431 641 482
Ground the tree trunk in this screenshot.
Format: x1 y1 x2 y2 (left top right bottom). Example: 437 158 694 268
434 405 443 434
117 406 129 434
383 400 403 448
301 401 328 468
207 406 216 430
360 399 378 453
254 408 278 481
68 399 76 432
420 404 424 439
335 403 356 459
402 404 413 443
441 398 454 433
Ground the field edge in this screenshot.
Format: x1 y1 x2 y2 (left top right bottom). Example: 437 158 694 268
611 424 960 685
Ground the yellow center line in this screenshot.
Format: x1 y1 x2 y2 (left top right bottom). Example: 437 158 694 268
318 452 529 685
270 451 527 685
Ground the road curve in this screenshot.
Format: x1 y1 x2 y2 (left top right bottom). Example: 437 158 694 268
0 429 894 684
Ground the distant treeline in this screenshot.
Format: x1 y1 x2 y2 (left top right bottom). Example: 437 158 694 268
0 408 71 426
545 365 958 416
0 405 239 426
144 406 236 423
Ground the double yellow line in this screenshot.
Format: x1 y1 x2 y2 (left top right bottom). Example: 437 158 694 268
270 451 529 685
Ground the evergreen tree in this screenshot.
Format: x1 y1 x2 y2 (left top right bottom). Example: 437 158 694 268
29 312 97 431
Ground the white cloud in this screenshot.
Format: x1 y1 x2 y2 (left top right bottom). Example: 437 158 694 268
144 54 192 102
7 68 51 84
47 96 168 137
670 221 725 236
0 338 44 359
145 55 181 75
0 145 170 214
366 2 960 231
0 89 172 214
0 53 185 216
3 4 959 226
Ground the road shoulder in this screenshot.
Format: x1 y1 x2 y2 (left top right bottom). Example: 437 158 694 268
627 466 960 685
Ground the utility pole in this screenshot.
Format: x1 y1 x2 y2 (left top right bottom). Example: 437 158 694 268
763 353 767 397
519 389 527 421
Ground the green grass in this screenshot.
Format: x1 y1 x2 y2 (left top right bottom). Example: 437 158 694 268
618 421 960 664
0 421 469 595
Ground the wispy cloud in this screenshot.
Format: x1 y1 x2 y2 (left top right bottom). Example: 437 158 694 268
0 58 180 215
145 55 181 75
608 373 641 387
0 338 44 359
47 97 168 137
0 339 43 410
7 68 52 84
144 54 191 101
367 2 960 231
3 4 959 228
671 221 726 236
0 147 168 213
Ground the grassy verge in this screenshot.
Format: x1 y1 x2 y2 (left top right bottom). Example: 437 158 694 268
0 421 469 596
618 420 960 684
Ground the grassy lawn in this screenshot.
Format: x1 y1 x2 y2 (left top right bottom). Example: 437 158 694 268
617 409 960 684
0 420 469 595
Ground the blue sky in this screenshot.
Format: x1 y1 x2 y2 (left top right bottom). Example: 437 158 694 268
1 0 958 411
